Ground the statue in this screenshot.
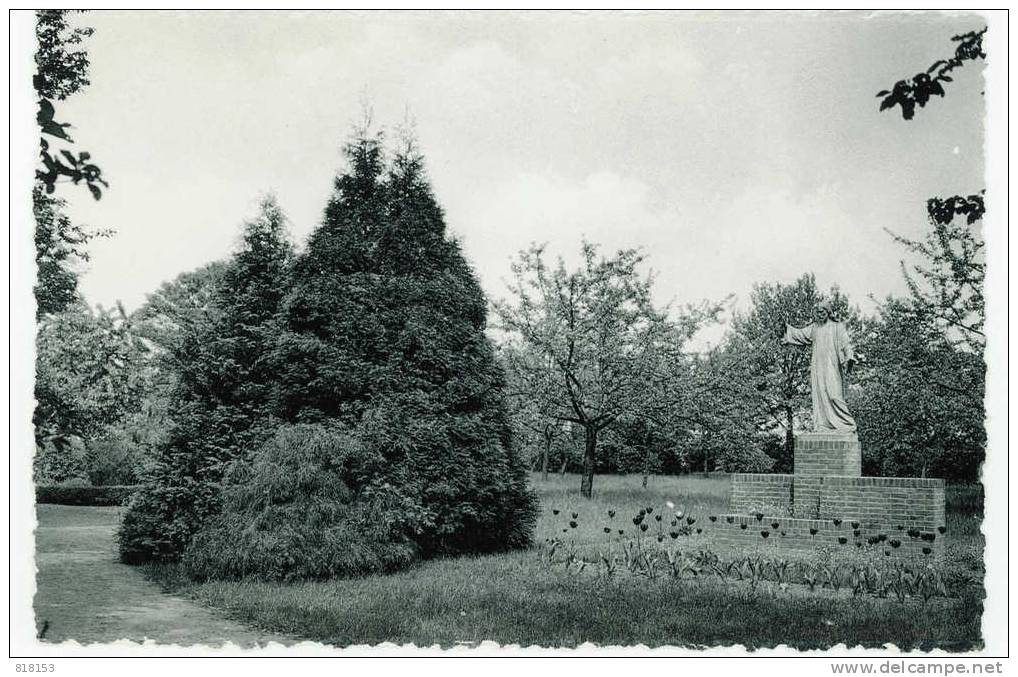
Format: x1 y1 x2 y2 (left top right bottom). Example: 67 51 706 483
782 298 857 433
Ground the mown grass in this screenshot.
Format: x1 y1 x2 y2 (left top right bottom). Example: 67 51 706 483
146 473 984 650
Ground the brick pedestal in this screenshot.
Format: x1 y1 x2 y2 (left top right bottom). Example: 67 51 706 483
719 432 947 557
794 432 861 476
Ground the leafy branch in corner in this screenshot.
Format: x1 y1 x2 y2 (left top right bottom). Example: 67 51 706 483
876 27 986 120
34 10 108 199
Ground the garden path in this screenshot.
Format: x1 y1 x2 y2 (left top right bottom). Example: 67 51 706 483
33 504 293 648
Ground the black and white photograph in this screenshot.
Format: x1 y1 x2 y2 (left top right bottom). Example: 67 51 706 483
8 8 1008 661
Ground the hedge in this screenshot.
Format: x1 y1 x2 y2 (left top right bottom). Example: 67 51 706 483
36 484 141 507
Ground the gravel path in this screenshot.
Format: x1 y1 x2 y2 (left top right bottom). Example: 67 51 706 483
34 504 293 647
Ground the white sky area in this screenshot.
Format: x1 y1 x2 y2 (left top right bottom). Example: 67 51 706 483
57 10 986 341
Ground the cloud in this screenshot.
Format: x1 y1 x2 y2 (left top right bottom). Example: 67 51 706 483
449 169 672 299
52 11 983 329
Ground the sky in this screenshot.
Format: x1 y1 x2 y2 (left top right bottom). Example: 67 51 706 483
54 10 987 330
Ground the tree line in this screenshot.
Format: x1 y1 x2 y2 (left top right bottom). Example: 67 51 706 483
495 236 984 496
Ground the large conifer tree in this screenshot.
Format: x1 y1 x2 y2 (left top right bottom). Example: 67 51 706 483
118 197 293 562
186 130 536 579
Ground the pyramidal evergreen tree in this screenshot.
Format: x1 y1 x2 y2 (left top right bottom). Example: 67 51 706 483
184 128 537 580
118 196 293 562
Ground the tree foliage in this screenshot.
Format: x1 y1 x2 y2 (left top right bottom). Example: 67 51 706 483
119 197 293 563
184 424 419 581
32 11 110 320
677 349 776 474
34 302 152 483
32 186 108 318
851 298 984 480
174 130 537 578
888 194 985 353
870 21 987 483
495 242 721 496
34 10 107 199
876 27 986 120
131 261 227 357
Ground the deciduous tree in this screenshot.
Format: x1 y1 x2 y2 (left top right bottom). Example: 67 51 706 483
495 242 718 497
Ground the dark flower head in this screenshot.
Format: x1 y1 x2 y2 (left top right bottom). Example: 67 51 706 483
608 510 616 518
671 519 678 527
878 534 888 542
633 517 641 525
896 525 904 531
696 528 702 534
709 515 717 522
618 529 624 535
657 535 664 543
686 517 696 525
740 523 747 530
884 550 891 557
640 523 649 532
726 516 734 524
670 531 679 539
922 547 932 555
552 509 560 515
938 526 947 534
780 531 786 537
853 529 861 537
655 515 662 522
639 509 646 516
603 527 611 534
569 521 577 529
838 537 848 545
809 527 819 536
755 512 764 521
832 519 842 527
855 542 863 548
851 521 860 529
890 539 901 548
646 507 654 514
761 530 770 539
771 521 780 530
572 512 578 520
562 528 568 533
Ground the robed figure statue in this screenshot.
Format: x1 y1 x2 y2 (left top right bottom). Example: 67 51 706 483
782 298 857 432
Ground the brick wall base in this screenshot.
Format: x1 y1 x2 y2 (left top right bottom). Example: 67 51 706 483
723 432 946 559
710 514 944 558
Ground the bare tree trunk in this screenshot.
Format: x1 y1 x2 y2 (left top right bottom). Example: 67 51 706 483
642 446 651 488
785 407 796 472
541 430 551 481
580 425 597 498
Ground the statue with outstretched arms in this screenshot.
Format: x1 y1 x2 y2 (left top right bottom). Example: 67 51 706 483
781 298 856 432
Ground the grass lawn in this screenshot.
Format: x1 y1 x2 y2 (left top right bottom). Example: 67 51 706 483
146 473 984 650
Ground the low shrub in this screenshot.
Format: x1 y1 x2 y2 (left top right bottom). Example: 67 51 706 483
117 475 223 564
82 437 149 486
182 423 419 581
946 484 984 516
33 438 89 485
35 484 140 506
